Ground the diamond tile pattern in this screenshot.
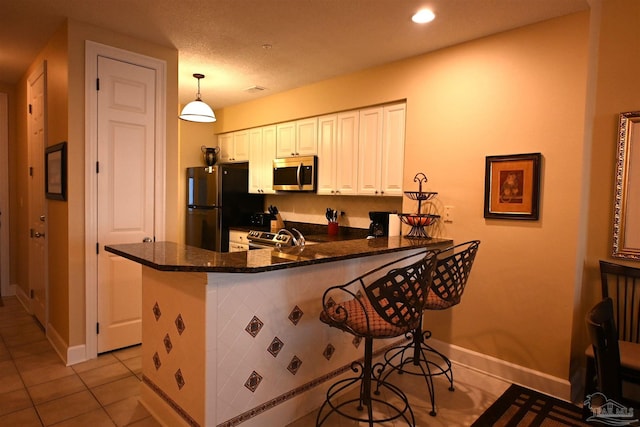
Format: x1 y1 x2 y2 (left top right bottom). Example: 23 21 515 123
175 369 185 390
288 305 303 325
175 314 186 335
287 356 302 375
323 344 335 361
163 333 173 354
244 371 262 393
153 352 162 370
153 302 162 321
245 316 264 337
213 256 409 424
267 337 284 357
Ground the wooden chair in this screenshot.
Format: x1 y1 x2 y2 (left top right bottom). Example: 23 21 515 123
376 240 480 416
317 249 439 426
584 261 640 409
584 297 639 421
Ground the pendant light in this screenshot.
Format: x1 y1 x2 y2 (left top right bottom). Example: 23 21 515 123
179 73 216 123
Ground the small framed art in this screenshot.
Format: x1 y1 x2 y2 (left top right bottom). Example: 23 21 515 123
45 142 67 201
484 153 541 220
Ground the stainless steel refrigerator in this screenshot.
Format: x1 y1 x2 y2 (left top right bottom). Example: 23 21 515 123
185 163 264 252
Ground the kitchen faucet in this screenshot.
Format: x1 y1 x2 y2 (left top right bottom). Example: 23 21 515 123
277 228 305 247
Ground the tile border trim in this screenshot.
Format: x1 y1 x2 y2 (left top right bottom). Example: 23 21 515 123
142 375 200 427
217 337 408 427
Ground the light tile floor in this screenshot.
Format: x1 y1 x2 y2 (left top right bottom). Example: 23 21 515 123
0 295 512 427
0 296 161 427
286 355 511 426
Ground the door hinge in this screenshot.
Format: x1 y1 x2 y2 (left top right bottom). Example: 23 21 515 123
96 161 99 174
96 78 100 91
29 166 33 177
30 289 34 299
96 322 100 334
96 242 100 254
28 104 32 114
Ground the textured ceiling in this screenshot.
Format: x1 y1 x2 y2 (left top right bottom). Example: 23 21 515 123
0 0 589 108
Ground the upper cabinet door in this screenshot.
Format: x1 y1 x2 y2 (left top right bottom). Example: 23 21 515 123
276 121 296 157
275 118 318 157
381 103 405 196
218 133 233 163
233 130 250 162
316 114 337 195
357 107 383 195
335 111 359 195
249 125 276 194
296 117 318 156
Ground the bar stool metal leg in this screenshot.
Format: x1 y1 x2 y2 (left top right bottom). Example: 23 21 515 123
316 337 416 426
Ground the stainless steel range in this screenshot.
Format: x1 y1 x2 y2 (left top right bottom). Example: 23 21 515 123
247 230 293 249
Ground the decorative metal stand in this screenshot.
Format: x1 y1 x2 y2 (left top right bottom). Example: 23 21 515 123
398 173 440 239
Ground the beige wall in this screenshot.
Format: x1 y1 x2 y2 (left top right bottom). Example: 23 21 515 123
14 23 70 337
202 12 591 383
0 82 17 288
65 20 179 347
576 0 640 374
11 19 179 354
9 0 639 395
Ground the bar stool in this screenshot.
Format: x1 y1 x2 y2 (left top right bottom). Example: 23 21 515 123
377 240 480 416
317 249 439 426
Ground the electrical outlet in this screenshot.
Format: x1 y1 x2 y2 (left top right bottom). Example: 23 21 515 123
444 206 454 223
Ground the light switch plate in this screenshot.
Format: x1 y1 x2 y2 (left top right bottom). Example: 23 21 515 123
444 206 454 223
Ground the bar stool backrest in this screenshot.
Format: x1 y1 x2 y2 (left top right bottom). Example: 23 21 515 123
429 240 480 309
365 250 437 329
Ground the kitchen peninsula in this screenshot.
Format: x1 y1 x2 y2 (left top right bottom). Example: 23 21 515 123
105 237 452 427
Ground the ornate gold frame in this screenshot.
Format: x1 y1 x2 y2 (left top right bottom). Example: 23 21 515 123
613 112 640 260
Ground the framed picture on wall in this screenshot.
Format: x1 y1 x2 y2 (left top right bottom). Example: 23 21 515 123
45 142 67 201
612 111 640 260
484 153 541 220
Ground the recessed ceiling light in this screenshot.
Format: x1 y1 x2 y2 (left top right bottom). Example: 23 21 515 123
412 9 435 24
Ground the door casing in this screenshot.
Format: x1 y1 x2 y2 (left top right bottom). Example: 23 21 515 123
83 41 166 363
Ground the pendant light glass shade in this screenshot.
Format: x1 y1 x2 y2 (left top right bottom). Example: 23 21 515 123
180 73 216 123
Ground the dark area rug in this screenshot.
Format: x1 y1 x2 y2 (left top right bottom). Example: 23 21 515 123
471 384 590 427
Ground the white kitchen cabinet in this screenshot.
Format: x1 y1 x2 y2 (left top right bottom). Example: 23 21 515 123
275 118 318 157
357 103 405 196
228 229 249 252
380 103 406 196
218 133 233 162
317 112 359 195
219 130 250 163
248 125 276 194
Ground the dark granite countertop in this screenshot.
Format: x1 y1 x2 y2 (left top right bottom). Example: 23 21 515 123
229 221 370 243
104 237 453 273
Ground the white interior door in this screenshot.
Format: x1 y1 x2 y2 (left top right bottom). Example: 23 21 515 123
96 56 156 353
28 63 47 326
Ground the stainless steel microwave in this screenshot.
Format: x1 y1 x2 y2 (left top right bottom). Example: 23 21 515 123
272 155 317 191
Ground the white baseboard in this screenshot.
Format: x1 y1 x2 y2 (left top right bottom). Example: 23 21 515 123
66 344 88 366
14 286 31 313
46 322 69 364
431 338 572 401
46 322 88 366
